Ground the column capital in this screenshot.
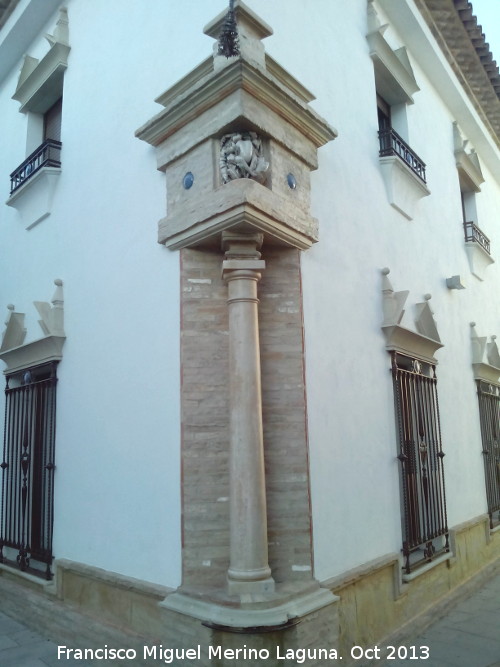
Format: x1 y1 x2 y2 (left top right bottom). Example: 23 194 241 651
222 260 265 277
222 232 265 280
222 231 264 259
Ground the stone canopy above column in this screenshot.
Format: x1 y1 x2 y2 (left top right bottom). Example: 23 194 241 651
135 0 337 251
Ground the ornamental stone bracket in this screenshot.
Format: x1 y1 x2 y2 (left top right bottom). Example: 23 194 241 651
12 7 70 113
381 268 443 363
0 280 65 374
367 2 420 106
6 167 61 229
378 155 431 220
135 0 337 251
453 122 484 193
470 322 500 383
464 239 494 281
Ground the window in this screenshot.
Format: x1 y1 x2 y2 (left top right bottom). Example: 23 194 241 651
377 93 426 184
367 6 430 219
0 362 58 580
391 352 449 574
6 8 69 228
9 97 63 195
476 381 500 529
453 123 492 279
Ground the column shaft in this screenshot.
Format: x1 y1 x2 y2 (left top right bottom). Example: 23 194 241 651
223 265 274 595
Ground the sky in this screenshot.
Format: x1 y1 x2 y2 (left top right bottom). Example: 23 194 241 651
470 0 500 66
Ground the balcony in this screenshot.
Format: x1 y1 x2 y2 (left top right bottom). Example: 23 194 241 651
379 127 426 183
464 220 490 255
10 139 62 195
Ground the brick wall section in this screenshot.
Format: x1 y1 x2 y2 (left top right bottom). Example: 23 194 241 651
180 246 314 589
258 247 314 583
180 248 230 589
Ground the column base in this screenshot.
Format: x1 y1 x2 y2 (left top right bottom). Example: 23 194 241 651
160 582 338 629
227 575 275 595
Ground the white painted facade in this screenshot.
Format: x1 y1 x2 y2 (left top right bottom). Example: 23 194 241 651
1 0 500 649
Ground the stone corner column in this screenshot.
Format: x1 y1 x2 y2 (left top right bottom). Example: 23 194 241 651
221 231 275 595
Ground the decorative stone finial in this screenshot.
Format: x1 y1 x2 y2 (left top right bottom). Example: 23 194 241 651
34 279 64 337
0 305 26 353
487 336 500 369
470 323 500 380
3 305 15 338
381 268 408 326
204 0 272 70
45 7 69 47
218 0 239 58
380 271 443 362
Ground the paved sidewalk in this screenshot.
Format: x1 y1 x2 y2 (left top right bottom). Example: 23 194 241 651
380 569 500 667
0 611 92 667
1 570 499 666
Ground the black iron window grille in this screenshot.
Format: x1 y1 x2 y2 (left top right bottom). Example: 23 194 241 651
464 220 491 255
379 127 427 183
0 362 58 580
476 381 500 529
391 352 449 574
9 139 62 195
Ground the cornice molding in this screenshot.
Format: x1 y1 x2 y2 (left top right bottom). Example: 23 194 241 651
412 0 500 147
12 8 69 113
381 269 442 364
367 16 420 105
470 323 500 383
158 178 318 251
136 59 336 163
453 122 484 192
0 280 65 374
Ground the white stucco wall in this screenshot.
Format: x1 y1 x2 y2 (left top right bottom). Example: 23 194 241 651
249 0 500 581
0 0 223 587
1 0 499 589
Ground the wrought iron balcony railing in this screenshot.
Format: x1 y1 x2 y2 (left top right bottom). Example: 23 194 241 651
9 139 62 195
378 127 427 183
464 220 491 255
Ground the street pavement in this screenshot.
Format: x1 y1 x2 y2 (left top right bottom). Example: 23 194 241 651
0 611 92 667
380 569 500 667
0 570 499 666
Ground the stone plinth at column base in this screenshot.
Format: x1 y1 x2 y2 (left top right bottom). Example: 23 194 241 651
160 584 339 667
227 574 275 595
160 581 338 630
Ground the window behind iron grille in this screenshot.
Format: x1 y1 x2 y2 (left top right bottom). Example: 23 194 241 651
391 352 449 574
0 362 58 579
476 380 500 529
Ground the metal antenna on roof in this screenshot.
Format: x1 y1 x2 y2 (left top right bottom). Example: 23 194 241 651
218 0 240 58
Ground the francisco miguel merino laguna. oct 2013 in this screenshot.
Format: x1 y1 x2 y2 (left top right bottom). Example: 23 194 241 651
57 644 343 663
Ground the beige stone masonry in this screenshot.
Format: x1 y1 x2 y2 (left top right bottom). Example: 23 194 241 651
178 247 319 592
136 1 336 252
136 0 338 639
326 514 500 664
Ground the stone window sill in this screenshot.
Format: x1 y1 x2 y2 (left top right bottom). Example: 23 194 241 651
6 166 61 229
379 154 430 220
